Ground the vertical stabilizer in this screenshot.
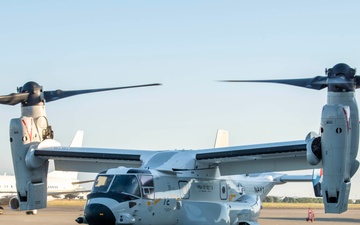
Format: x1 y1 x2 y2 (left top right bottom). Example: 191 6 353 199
70 130 84 147
214 129 229 148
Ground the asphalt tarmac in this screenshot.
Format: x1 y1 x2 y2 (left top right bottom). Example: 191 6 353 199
0 205 359 225
259 208 360 225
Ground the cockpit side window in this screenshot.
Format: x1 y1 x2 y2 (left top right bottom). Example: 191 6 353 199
140 175 155 199
93 175 114 193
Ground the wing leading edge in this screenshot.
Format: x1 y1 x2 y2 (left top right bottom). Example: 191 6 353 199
33 140 158 172
195 140 319 175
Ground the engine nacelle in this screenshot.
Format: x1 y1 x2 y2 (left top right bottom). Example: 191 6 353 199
306 133 322 166
9 197 38 215
9 196 20 210
10 116 49 211
350 160 359 178
321 104 351 213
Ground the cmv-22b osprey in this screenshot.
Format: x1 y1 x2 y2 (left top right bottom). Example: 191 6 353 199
1 63 359 225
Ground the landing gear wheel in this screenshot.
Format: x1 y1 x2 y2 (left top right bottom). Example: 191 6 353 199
0 206 4 215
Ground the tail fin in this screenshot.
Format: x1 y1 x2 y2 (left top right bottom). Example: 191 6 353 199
214 129 229 148
70 131 84 147
312 168 323 197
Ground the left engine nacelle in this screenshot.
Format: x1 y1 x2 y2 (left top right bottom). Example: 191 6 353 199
10 116 49 211
306 133 322 166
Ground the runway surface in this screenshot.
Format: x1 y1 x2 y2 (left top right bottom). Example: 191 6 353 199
0 205 359 224
259 208 360 225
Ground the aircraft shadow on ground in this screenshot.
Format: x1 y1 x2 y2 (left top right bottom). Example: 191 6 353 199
261 217 360 223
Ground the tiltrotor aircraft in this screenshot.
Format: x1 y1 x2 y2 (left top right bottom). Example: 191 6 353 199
1 63 359 225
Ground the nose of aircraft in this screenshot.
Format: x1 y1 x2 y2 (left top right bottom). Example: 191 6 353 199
84 203 115 225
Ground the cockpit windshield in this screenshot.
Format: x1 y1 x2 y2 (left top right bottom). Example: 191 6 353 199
91 174 154 201
93 175 114 193
108 175 140 197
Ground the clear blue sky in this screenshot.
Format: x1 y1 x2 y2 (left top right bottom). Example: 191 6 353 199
0 1 360 198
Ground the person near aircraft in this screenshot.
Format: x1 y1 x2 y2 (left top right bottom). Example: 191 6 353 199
306 207 315 222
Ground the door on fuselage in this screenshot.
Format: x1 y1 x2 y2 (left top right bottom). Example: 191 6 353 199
138 175 155 199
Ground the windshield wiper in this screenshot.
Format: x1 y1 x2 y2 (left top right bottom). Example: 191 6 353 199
121 191 140 200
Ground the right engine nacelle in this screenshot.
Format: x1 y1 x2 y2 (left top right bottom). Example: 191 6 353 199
320 104 352 213
306 133 322 166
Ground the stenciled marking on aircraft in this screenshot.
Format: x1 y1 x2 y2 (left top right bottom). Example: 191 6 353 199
21 119 33 142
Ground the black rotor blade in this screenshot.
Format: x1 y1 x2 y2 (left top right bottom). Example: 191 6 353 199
0 93 30 105
43 83 161 103
355 76 360 89
221 76 328 90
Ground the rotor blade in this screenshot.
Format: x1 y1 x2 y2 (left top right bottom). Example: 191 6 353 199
354 76 360 89
0 93 29 105
43 83 162 103
220 76 328 90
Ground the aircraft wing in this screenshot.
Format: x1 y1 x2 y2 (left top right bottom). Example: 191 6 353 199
47 190 90 197
33 140 159 172
32 139 319 174
194 140 319 175
0 194 15 205
32 139 323 206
